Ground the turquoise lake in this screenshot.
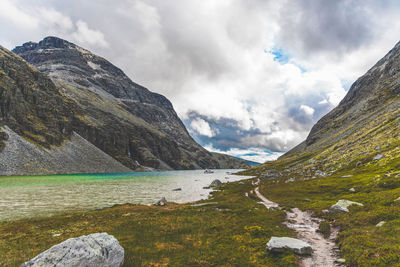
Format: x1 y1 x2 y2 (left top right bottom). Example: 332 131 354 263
0 169 251 221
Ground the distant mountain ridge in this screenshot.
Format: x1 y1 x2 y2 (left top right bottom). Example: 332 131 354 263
0 36 249 175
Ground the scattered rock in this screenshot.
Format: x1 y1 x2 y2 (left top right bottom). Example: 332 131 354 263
376 221 386 227
335 258 346 264
374 154 384 160
329 199 363 213
356 161 363 167
21 233 124 267
315 170 327 177
260 169 282 179
154 197 168 206
172 188 182 191
209 179 222 188
191 202 218 207
341 175 353 178
349 187 356 192
285 178 296 183
266 237 312 255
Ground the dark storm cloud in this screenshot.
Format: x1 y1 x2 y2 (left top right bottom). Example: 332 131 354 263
277 0 378 57
185 112 292 152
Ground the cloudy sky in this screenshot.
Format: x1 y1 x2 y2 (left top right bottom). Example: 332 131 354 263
1 0 400 163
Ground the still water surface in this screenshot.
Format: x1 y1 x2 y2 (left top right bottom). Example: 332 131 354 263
0 169 251 221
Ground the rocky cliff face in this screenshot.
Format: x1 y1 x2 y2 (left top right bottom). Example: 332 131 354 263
246 41 400 177
11 37 249 172
0 45 130 174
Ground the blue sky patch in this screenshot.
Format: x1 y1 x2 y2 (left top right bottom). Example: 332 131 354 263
267 47 290 64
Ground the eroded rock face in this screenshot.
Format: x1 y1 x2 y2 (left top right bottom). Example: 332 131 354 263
266 237 312 255
21 233 124 267
12 37 249 171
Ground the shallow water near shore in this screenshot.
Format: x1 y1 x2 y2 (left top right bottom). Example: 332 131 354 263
0 169 250 221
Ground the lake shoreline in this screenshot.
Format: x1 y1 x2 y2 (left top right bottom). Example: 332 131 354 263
0 169 253 222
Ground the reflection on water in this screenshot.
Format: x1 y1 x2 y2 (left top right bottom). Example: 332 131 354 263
0 169 251 221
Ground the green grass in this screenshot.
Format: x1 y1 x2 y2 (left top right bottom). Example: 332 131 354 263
248 155 400 266
0 179 298 267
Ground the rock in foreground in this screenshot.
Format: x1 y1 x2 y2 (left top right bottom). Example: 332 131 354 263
21 232 124 267
266 237 312 255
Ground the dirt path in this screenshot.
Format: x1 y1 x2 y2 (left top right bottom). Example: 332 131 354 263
253 181 341 267
285 208 341 267
254 187 280 210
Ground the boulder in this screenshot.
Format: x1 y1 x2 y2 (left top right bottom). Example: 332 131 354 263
349 187 356 192
21 233 124 267
374 154 384 160
266 237 312 255
154 197 168 206
329 199 363 213
172 188 182 191
209 179 222 188
376 221 386 227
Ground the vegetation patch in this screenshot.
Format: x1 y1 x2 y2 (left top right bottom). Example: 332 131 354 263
0 180 298 267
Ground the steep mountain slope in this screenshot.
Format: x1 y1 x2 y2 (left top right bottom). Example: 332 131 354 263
12 37 249 171
241 41 400 267
247 41 400 177
0 45 130 175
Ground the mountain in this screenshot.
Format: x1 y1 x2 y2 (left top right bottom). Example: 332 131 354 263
0 37 249 175
246 40 400 177
241 41 400 267
0 45 131 175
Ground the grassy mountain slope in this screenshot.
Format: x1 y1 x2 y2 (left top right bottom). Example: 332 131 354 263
242 41 400 266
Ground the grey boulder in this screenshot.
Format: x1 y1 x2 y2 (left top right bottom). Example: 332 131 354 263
21 232 124 267
209 179 222 188
329 199 363 213
154 197 168 206
266 237 312 255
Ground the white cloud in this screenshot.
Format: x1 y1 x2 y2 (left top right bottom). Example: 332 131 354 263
204 144 283 163
71 20 108 48
38 7 73 31
190 118 216 137
318 99 328 105
0 0 39 29
300 105 315 116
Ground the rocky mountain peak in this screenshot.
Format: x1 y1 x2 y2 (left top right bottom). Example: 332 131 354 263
13 36 76 54
10 38 250 171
